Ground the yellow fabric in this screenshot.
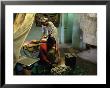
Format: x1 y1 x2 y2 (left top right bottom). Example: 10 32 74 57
13 13 35 64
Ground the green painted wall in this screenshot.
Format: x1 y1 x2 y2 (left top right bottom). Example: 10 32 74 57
64 13 69 43
59 13 86 49
72 14 80 49
62 13 81 48
67 13 74 43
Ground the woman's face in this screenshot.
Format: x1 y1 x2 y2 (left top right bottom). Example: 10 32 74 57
42 21 48 26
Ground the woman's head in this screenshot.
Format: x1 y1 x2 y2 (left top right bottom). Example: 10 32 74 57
41 17 49 26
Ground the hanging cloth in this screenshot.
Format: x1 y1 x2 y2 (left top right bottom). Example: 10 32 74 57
13 13 35 64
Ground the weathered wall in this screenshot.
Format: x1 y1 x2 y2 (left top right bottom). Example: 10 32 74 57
80 13 97 46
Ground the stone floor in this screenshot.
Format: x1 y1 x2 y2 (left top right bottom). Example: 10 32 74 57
77 49 97 64
58 47 97 75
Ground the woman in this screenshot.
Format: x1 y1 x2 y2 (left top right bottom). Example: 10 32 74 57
41 18 60 64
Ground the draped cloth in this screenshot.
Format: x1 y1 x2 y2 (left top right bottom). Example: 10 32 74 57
80 13 97 46
13 13 35 64
47 21 59 45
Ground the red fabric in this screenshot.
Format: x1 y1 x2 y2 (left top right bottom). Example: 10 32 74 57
40 38 49 63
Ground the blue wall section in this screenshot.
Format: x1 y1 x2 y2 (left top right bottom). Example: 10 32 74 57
60 13 64 44
25 23 42 41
